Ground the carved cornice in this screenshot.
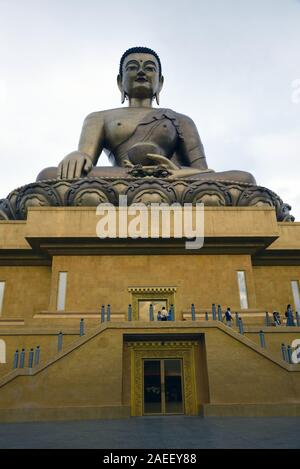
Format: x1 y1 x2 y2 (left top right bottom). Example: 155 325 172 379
128 286 177 293
127 341 197 348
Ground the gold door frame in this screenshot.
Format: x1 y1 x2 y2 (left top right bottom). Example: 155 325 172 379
143 358 184 415
128 287 176 321
128 341 198 416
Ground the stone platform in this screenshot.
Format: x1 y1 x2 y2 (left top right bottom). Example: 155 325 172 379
0 176 295 221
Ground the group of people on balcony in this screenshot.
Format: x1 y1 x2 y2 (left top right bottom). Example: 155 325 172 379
222 305 299 327
272 304 299 327
157 307 171 321
155 304 299 326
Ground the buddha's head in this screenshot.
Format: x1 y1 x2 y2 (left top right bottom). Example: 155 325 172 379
117 47 164 105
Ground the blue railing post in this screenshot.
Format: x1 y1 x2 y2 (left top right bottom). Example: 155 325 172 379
80 318 85 336
28 348 34 368
13 349 19 369
281 343 288 362
296 312 300 327
238 318 244 335
212 304 217 321
58 331 63 352
205 312 208 321
107 304 111 322
287 345 293 364
170 304 174 321
149 304 154 321
217 305 222 322
128 304 132 321
265 312 271 326
259 330 266 348
101 305 105 323
19 349 25 368
34 346 40 366
191 304 196 321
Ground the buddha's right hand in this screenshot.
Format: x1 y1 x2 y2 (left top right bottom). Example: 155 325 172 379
58 151 93 179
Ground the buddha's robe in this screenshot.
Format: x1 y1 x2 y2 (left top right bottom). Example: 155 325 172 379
105 108 209 170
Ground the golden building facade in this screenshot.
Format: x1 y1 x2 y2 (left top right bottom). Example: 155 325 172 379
0 206 300 422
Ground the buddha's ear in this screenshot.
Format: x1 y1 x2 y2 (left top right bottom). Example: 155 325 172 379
117 74 122 91
155 75 164 106
117 75 126 104
159 75 164 92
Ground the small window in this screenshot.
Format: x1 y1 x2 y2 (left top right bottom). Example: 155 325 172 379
237 271 248 309
0 282 5 315
57 272 68 311
291 280 300 313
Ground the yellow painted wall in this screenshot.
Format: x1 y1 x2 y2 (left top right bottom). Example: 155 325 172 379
48 254 256 315
0 267 51 323
0 221 28 249
204 328 300 403
253 266 300 313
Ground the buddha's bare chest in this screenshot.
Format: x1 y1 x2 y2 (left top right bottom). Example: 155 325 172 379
104 109 152 148
103 109 177 151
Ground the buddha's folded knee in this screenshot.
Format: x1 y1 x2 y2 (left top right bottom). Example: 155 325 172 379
36 167 58 181
232 170 256 185
216 170 256 185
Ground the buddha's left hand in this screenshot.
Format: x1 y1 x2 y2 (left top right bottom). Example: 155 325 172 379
146 153 214 178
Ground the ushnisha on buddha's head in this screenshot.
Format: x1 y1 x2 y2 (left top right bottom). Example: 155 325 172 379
117 47 164 105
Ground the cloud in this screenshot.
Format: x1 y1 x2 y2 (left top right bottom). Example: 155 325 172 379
243 129 300 220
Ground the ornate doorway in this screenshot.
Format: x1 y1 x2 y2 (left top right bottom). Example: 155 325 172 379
144 359 184 415
128 340 198 416
128 286 176 320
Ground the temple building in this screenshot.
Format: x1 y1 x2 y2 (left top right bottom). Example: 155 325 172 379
0 47 299 421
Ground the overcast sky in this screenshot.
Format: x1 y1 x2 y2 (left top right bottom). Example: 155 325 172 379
1 0 300 219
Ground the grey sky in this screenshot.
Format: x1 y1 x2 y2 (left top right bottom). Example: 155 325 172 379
1 0 300 218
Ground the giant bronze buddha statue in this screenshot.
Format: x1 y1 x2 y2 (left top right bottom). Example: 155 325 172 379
0 47 294 221
37 46 256 184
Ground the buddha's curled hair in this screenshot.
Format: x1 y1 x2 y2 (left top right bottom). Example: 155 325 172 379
119 47 162 77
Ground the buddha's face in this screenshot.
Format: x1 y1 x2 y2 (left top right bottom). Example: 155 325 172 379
118 52 163 101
